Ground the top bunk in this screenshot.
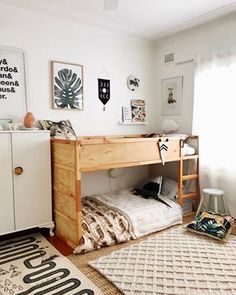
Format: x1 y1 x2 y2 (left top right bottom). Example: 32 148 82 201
51 134 198 173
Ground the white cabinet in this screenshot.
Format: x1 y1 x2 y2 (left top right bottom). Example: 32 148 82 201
0 131 54 235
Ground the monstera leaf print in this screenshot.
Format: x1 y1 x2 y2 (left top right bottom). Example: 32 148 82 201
54 68 83 109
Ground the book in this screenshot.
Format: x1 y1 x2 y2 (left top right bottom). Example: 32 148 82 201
131 99 146 122
122 106 132 123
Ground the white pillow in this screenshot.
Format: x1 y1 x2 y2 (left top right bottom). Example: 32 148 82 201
161 177 178 200
183 143 195 156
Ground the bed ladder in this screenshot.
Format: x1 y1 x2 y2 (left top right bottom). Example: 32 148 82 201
178 136 200 211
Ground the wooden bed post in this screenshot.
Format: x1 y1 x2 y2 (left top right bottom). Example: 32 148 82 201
51 139 82 248
75 140 82 244
178 139 184 206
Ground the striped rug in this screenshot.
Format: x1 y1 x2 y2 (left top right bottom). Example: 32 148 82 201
0 233 102 295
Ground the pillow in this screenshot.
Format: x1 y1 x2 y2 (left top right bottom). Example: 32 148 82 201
161 177 178 200
38 120 76 139
186 211 235 241
183 143 195 156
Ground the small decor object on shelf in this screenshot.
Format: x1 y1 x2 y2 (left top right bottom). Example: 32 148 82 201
23 112 36 128
131 99 146 122
127 75 140 92
121 106 132 123
98 78 110 111
51 61 83 110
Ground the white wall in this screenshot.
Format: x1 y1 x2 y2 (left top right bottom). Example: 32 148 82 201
154 12 236 216
154 12 236 134
0 3 156 136
0 3 155 194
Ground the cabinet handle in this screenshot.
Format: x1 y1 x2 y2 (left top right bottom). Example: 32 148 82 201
14 166 24 175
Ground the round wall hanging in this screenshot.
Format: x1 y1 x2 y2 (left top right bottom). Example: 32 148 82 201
127 75 140 92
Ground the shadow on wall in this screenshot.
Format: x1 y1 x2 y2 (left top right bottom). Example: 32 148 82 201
81 166 149 197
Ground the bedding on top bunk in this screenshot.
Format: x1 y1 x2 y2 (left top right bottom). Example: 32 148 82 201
74 189 183 254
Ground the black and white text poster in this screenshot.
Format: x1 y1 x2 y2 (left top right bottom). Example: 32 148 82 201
0 47 27 120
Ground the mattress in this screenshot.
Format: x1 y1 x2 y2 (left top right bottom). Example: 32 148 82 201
93 189 183 238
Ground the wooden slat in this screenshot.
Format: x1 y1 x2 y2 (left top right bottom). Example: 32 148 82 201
80 139 179 171
54 209 78 248
183 192 198 199
182 174 198 181
183 155 199 160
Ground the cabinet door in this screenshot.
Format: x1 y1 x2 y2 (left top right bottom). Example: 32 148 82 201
0 134 14 233
12 132 52 230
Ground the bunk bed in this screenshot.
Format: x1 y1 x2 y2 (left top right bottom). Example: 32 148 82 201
51 134 199 248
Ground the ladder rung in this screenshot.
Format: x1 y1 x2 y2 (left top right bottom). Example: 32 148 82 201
182 192 197 199
182 174 198 181
183 155 199 160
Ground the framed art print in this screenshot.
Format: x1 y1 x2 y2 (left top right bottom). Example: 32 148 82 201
0 46 28 120
51 60 83 110
161 76 183 115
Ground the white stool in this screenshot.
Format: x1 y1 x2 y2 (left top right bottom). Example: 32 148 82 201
196 188 228 216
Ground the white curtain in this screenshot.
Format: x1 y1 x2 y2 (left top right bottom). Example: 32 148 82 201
193 50 236 217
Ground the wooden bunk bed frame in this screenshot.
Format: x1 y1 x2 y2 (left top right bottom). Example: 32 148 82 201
51 134 199 248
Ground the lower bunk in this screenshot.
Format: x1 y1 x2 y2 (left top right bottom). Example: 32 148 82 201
74 178 183 254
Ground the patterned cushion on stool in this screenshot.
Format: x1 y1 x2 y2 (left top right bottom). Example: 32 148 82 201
186 211 235 241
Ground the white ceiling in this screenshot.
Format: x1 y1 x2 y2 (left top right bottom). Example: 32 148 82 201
1 0 236 40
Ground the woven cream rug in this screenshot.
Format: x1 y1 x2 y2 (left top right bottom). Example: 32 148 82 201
0 232 102 294
89 228 236 295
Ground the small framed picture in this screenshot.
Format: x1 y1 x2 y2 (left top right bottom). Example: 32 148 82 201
161 76 183 115
51 60 83 110
131 99 146 122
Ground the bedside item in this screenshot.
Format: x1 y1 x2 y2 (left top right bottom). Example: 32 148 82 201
186 211 235 241
38 119 76 139
196 188 228 216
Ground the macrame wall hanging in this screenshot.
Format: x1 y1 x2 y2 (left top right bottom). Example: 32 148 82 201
158 137 169 165
98 67 110 111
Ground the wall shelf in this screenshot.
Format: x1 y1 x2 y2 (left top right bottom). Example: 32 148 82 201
119 121 149 125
